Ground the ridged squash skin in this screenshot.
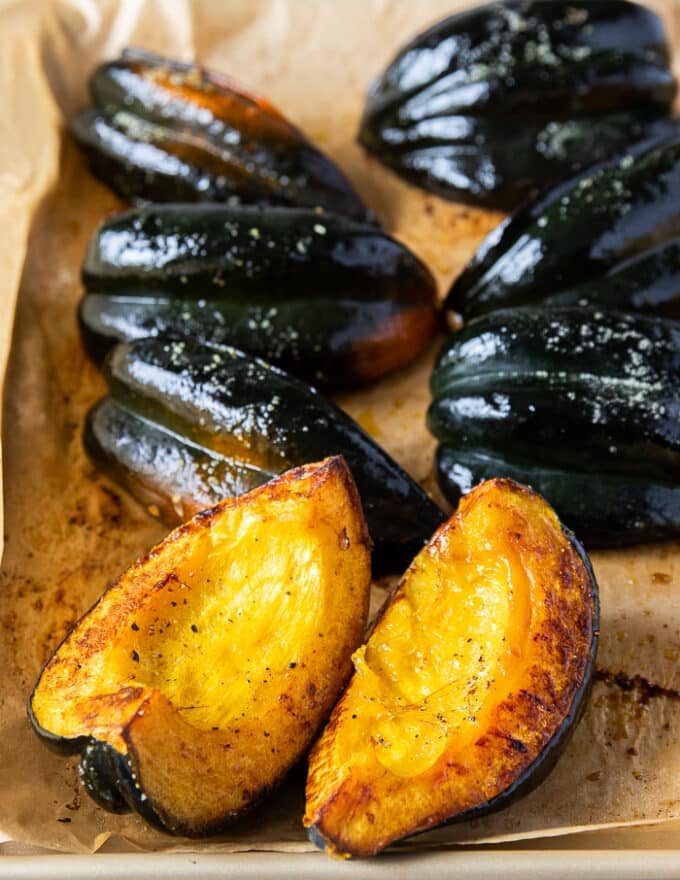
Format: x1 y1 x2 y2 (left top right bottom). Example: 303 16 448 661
359 0 677 209
85 338 446 574
304 478 599 857
29 458 372 836
446 136 680 320
428 307 680 546
79 205 438 390
538 238 680 318
72 49 371 221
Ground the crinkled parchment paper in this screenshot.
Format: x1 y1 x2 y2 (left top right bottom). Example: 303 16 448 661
2 0 680 856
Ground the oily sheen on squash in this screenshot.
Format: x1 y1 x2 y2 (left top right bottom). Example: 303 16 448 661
446 135 680 320
429 307 680 546
72 49 370 221
85 337 445 574
304 478 599 858
359 0 677 209
79 204 438 389
29 458 371 836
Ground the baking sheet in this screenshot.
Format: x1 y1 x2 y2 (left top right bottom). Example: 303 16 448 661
2 0 680 859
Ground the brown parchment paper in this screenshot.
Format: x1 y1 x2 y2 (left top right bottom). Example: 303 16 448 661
3 0 680 857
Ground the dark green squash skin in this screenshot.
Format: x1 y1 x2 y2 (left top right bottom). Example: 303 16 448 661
29 708 279 835
429 308 680 546
73 49 371 222
78 204 438 389
308 497 599 855
360 113 680 212
81 204 435 301
363 1 674 121
446 135 680 319
84 396 270 519
71 110 222 206
27 647 167 826
359 0 677 209
27 700 171 829
540 238 680 318
86 338 446 574
78 293 435 390
436 446 680 547
78 741 138 817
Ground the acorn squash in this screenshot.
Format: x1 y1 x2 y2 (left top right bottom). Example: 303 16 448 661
304 478 599 857
359 0 677 209
85 338 446 573
446 135 680 320
79 204 438 389
72 48 370 221
428 307 680 545
29 457 372 836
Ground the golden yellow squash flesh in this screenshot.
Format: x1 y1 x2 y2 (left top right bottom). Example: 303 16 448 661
304 478 599 857
29 457 371 835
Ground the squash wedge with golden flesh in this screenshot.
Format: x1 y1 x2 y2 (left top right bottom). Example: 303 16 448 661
29 457 371 836
304 478 599 857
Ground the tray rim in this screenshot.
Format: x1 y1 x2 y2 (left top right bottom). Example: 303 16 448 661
3 848 680 880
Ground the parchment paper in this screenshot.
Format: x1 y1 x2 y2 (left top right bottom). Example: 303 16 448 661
3 0 680 856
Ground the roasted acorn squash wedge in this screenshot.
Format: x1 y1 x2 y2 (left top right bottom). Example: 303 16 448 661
79 204 438 389
428 307 680 546
81 205 432 301
72 48 371 221
84 338 446 574
29 457 372 836
446 134 680 320
304 478 599 858
359 0 677 209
